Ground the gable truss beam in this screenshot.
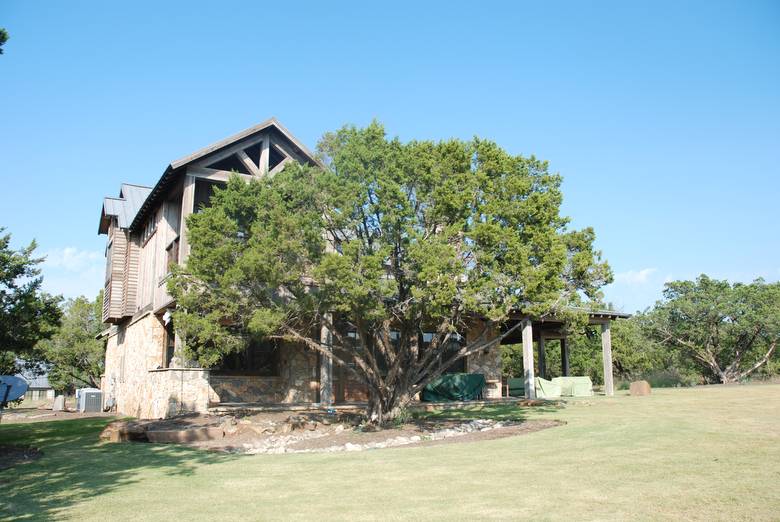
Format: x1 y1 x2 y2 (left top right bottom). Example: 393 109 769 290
187 166 254 183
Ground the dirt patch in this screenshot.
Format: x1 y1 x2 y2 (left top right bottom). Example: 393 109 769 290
0 445 42 470
1 408 113 424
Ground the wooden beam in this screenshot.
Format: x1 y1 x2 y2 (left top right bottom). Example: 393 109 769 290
191 133 266 170
237 150 260 176
260 134 270 175
538 336 546 380
269 156 291 176
319 313 334 407
270 134 306 164
601 322 614 396
561 338 570 376
178 174 196 265
522 319 536 399
187 166 253 183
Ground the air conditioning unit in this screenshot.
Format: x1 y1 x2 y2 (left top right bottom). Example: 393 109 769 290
76 388 103 413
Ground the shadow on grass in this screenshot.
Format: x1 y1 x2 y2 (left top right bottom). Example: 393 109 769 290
0 417 237 520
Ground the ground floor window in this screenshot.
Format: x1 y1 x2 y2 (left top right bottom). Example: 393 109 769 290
214 339 281 376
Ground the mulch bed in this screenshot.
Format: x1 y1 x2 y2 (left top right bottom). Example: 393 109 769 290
0 445 42 470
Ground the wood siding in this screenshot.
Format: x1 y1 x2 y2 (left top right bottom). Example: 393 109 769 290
103 222 128 323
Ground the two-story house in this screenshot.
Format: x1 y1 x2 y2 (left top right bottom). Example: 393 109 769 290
98 119 625 419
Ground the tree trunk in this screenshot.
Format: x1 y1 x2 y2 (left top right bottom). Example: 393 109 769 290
367 389 411 427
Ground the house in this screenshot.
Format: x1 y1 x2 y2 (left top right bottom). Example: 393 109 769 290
98 119 627 419
20 373 56 401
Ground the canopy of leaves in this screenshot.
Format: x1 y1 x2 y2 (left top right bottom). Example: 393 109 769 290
0 28 8 55
645 275 780 383
0 228 62 374
169 122 612 420
35 293 106 391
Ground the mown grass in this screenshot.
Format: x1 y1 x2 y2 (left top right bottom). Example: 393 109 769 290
2 384 779 521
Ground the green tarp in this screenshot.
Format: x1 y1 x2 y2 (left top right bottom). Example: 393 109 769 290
422 373 486 402
507 377 525 397
535 377 562 398
551 376 594 397
507 376 593 398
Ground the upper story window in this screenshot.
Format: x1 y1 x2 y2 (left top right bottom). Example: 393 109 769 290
105 240 113 281
141 215 157 245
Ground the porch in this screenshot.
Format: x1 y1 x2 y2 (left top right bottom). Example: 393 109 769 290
206 308 629 411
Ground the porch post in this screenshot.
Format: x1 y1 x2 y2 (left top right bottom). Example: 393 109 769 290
537 336 546 380
561 338 570 376
601 322 614 396
521 319 536 399
319 312 334 407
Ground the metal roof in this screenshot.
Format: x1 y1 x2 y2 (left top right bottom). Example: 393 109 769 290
98 183 152 234
17 372 52 389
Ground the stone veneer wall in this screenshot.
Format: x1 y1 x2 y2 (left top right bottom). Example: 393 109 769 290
103 315 319 418
208 343 318 404
103 312 211 419
466 322 503 399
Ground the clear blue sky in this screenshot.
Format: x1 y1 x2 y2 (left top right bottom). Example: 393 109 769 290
1 1 778 312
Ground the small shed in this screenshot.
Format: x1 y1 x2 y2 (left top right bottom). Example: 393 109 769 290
20 373 55 401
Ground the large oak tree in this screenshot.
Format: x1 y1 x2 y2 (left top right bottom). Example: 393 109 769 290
169 122 611 423
646 275 779 383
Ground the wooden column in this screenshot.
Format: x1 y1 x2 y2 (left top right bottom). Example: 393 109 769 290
178 173 196 264
259 134 270 175
601 322 614 396
319 312 334 407
537 336 546 380
561 338 570 376
521 319 536 399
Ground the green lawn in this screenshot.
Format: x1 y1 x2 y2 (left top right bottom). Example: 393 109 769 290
2 384 779 521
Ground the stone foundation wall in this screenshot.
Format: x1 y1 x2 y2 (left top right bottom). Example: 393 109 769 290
103 318 319 418
103 313 212 418
209 343 318 404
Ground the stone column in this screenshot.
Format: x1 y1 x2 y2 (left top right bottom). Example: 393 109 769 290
561 338 570 376
601 322 614 396
521 319 536 399
319 313 334 407
537 336 546 380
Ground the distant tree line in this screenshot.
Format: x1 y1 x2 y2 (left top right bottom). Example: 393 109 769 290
0 228 105 394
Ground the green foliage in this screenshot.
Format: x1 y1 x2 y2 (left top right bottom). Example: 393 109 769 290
35 292 106 391
645 275 780 383
169 122 612 422
0 228 62 374
0 28 8 55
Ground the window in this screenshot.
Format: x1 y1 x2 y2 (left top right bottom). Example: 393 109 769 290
166 236 180 271
141 215 157 244
214 338 280 376
422 332 466 374
105 240 113 281
194 179 225 213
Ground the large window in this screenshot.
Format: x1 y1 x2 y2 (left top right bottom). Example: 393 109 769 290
422 332 466 373
194 179 225 213
214 338 280 376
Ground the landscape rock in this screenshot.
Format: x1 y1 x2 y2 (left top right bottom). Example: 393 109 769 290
630 380 652 396
99 420 149 443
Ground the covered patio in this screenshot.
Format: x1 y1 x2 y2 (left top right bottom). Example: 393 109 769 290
501 309 631 399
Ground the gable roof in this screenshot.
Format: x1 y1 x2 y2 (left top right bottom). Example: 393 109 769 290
126 118 318 232
98 183 153 234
